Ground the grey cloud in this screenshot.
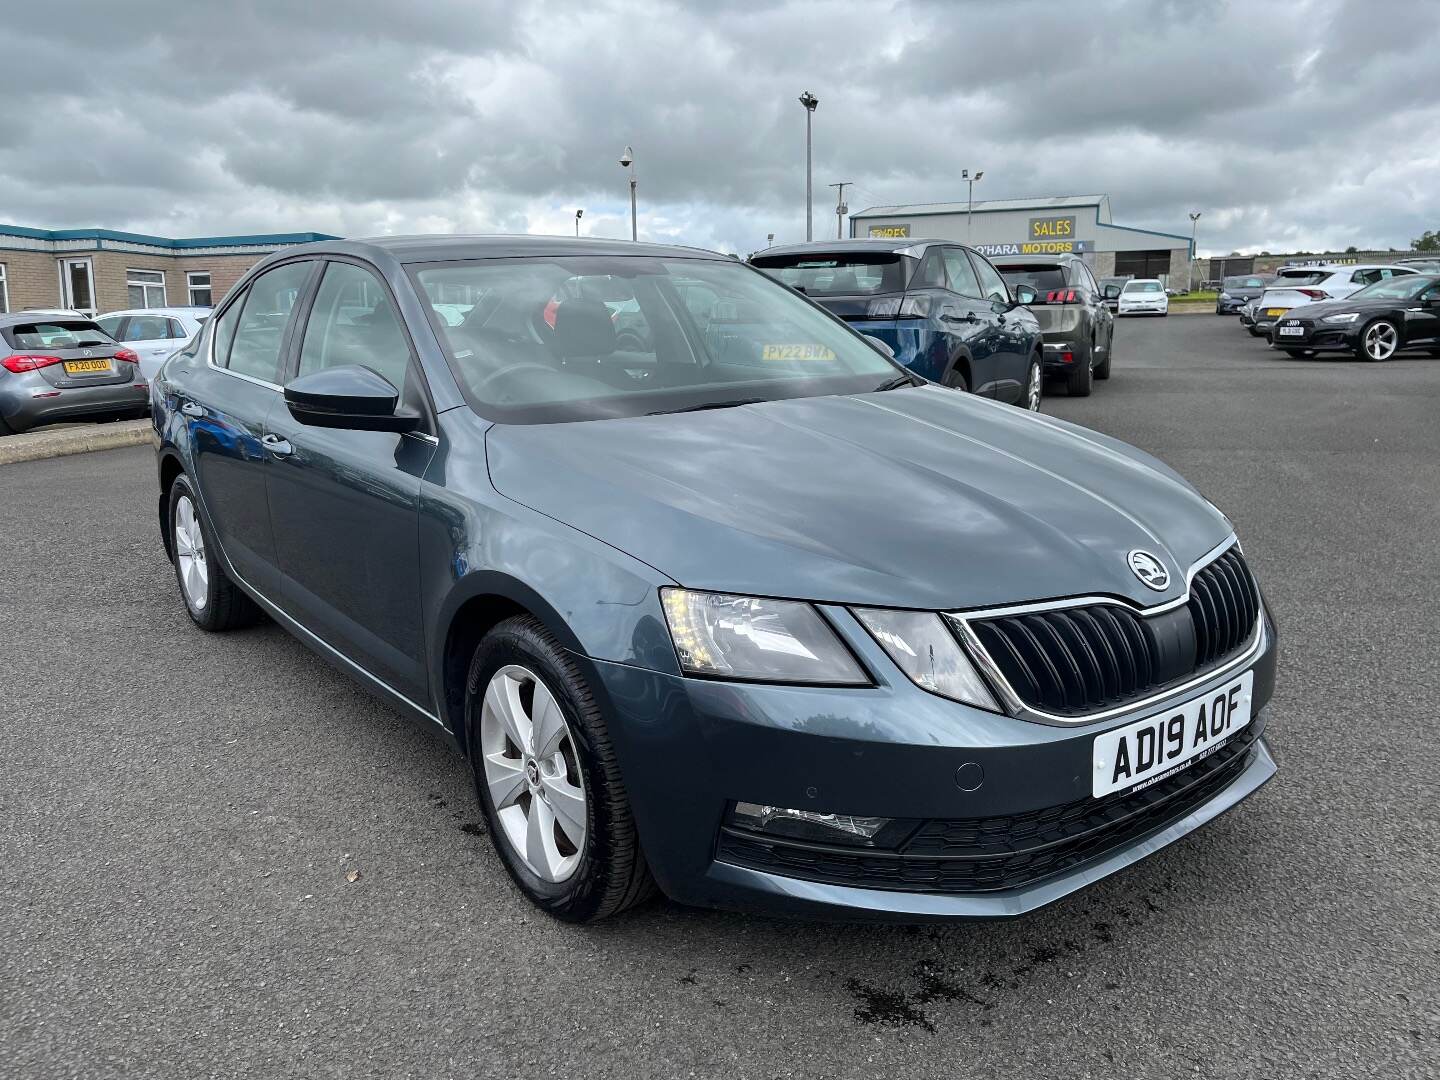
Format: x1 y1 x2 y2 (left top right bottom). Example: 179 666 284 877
1 0 1437 255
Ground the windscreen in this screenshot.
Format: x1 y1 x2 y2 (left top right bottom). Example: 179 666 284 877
1349 275 1435 300
996 265 1067 292
1224 276 1266 289
1123 281 1163 293
4 320 116 350
412 256 902 424
749 253 904 296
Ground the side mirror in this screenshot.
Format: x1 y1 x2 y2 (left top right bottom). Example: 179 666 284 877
284 365 422 433
1012 284 1038 306
1103 285 1122 299
863 334 895 359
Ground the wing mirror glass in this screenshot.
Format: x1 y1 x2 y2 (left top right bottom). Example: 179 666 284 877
1012 284 1039 306
1103 284 1122 299
284 365 422 433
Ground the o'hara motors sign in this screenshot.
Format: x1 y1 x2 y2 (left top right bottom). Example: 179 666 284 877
867 224 911 238
975 239 1092 257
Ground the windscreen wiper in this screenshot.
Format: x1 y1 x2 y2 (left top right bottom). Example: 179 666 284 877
870 373 919 392
649 398 766 415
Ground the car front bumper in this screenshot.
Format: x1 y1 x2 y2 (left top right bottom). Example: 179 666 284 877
1271 318 1358 352
1216 296 1252 314
1118 302 1168 315
586 606 1278 921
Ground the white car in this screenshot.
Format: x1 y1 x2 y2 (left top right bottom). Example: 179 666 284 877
1117 278 1169 316
1253 264 1418 338
94 307 210 382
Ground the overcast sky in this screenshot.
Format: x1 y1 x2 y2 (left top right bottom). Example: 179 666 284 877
2 0 1437 256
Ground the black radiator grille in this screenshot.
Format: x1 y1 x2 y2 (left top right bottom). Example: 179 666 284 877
966 546 1260 718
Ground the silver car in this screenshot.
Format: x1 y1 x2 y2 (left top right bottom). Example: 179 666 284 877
0 313 148 435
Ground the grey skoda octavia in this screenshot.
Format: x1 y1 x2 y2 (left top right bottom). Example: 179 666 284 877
153 236 1277 923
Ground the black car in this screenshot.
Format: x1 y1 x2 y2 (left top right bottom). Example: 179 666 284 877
1216 275 1271 315
1271 273 1440 360
750 239 1044 408
993 254 1116 396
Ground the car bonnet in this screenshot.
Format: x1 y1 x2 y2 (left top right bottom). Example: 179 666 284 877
485 387 1232 611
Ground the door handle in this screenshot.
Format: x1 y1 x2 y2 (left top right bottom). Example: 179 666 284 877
261 433 293 457
179 400 203 418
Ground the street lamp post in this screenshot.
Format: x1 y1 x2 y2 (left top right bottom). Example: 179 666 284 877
1188 211 1202 292
574 209 583 237
619 146 637 241
799 91 819 241
963 169 984 241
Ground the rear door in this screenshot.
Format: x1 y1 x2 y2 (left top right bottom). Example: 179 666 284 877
174 259 318 598
935 247 999 395
968 250 1031 402
264 258 437 703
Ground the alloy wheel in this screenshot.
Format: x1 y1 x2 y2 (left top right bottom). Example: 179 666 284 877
479 664 588 883
1026 360 1042 411
174 494 209 610
1364 321 1397 361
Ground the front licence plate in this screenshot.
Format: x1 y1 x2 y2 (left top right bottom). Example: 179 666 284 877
1266 308 1287 317
1278 325 1304 336
63 359 114 374
1092 670 1254 798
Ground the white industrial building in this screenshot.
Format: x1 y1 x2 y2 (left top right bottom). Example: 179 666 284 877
849 194 1193 284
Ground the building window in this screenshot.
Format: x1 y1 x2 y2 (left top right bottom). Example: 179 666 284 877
127 269 167 308
187 271 213 307
0 263 8 314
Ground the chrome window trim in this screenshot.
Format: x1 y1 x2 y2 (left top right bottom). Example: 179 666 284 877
945 534 1264 727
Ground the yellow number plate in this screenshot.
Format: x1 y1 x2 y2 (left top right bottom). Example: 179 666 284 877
761 344 836 361
1265 308 1287 317
63 359 113 374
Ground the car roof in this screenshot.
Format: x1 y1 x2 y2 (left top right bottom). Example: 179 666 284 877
989 254 1083 268
274 234 729 264
756 238 949 258
98 307 211 318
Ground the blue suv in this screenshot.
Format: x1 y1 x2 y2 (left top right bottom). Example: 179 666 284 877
751 239 1044 410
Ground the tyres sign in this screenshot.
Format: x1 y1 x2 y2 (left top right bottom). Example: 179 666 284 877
867 225 911 238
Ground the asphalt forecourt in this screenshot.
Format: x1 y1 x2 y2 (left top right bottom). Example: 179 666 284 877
2 316 1436 1078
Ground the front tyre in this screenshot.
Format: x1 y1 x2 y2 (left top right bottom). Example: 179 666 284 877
168 473 261 631
1359 319 1398 362
466 615 655 923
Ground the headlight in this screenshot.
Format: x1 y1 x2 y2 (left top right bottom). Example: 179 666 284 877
1219 292 1231 299
661 588 868 684
1321 312 1360 323
851 608 999 711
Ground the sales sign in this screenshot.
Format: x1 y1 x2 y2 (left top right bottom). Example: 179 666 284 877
1029 216 1076 240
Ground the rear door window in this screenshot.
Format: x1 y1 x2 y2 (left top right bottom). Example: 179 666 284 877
121 315 176 342
969 253 1012 303
940 248 981 298
225 261 315 384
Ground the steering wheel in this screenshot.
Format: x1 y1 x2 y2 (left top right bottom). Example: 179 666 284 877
472 362 570 400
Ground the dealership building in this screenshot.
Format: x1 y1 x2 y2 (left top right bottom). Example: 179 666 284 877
850 194 1193 283
0 224 339 317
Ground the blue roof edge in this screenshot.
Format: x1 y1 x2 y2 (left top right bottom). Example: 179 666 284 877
0 223 341 248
